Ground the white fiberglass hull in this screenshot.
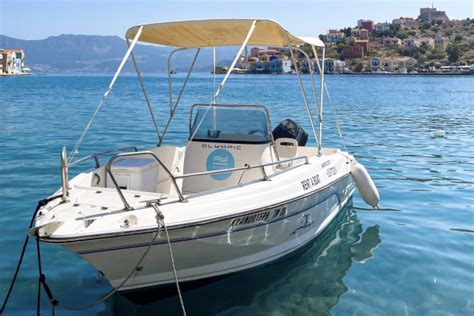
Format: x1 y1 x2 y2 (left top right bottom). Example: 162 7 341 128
61 175 354 291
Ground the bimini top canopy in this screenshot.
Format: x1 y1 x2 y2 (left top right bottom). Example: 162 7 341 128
125 19 324 48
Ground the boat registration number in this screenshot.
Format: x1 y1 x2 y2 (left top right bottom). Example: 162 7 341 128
301 174 321 190
230 206 287 227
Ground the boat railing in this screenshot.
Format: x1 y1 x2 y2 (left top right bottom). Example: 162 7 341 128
68 146 139 168
104 151 309 210
174 155 309 181
105 151 186 209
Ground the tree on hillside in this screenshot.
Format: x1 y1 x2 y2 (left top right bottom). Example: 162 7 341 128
340 27 352 37
353 63 364 72
454 35 463 42
421 22 431 30
446 44 461 63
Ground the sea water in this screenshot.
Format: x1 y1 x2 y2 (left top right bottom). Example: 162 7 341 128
0 74 473 315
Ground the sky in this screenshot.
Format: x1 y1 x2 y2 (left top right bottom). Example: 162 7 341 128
0 0 473 40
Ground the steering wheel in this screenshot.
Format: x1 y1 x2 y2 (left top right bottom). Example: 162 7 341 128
248 129 264 135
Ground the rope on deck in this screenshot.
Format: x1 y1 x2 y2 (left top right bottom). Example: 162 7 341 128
1 198 187 316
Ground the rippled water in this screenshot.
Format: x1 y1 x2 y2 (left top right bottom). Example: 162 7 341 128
0 74 473 315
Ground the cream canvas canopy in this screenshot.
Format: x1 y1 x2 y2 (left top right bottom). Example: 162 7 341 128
125 19 324 48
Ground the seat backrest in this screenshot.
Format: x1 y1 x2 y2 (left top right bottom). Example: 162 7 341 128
275 137 298 159
182 141 274 194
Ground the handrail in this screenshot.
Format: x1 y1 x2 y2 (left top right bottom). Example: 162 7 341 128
174 155 309 179
105 152 308 210
68 146 139 168
105 151 186 210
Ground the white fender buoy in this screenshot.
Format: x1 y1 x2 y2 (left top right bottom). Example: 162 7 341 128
433 129 446 138
350 161 380 209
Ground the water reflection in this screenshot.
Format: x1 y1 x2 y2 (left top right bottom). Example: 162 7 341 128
107 203 381 316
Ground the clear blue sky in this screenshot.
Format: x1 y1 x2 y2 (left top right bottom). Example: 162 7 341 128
1 0 472 40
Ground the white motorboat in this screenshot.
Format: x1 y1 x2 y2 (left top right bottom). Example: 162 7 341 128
32 19 379 293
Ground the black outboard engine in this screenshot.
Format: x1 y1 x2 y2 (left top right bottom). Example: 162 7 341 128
272 119 308 146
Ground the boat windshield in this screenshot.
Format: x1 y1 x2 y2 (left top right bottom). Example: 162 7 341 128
190 106 271 144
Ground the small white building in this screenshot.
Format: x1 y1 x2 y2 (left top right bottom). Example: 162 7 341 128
269 59 292 74
375 22 391 33
325 30 345 43
0 49 25 75
392 17 417 29
383 37 402 48
324 58 346 74
403 37 435 49
371 56 417 73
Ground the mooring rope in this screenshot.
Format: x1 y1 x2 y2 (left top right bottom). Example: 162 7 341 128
1 199 187 316
0 195 61 316
151 204 187 316
54 203 167 312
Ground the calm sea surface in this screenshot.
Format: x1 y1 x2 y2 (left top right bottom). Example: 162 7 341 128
0 74 473 315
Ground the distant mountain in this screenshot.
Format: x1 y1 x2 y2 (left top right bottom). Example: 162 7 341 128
0 34 237 73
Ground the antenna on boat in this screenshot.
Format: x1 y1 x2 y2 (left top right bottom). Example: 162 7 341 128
212 46 217 130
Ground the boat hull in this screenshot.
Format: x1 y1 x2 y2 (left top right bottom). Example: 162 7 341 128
59 174 355 291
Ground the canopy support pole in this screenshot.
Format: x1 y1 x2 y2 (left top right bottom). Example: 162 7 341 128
318 47 326 156
212 20 257 102
295 47 320 116
285 32 319 150
168 48 187 115
127 38 161 144
159 48 201 146
68 25 143 163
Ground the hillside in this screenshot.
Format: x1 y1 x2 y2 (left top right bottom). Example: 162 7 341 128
321 17 474 72
0 34 236 73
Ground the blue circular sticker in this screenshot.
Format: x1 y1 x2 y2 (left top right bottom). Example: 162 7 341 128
206 149 235 180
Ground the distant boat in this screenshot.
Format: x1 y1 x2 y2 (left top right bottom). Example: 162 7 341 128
169 70 177 74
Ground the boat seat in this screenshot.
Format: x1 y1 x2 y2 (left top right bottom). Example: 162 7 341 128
275 138 298 158
182 141 274 194
274 138 298 168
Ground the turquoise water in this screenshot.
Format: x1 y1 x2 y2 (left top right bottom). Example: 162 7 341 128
0 74 473 315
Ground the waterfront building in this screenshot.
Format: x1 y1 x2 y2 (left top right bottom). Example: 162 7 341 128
342 45 365 59
418 7 449 22
351 28 369 40
325 30 345 43
370 57 382 72
371 56 417 73
383 37 402 48
268 59 292 73
0 49 25 75
375 22 391 33
246 47 292 74
392 17 417 29
357 19 374 33
355 40 370 54
250 47 264 57
324 58 346 74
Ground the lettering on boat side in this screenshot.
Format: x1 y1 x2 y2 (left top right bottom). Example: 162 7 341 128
230 206 287 227
301 174 321 190
202 144 242 150
326 166 337 178
206 149 235 180
321 160 331 168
